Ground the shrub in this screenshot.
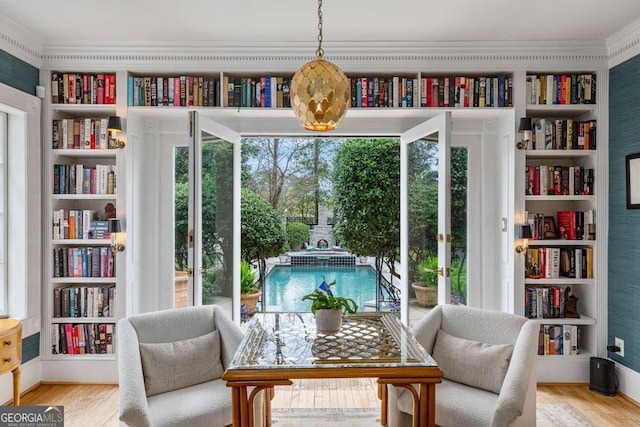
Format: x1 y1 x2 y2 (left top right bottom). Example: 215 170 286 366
286 222 310 245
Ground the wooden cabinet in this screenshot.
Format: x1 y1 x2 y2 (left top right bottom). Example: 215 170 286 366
0 319 22 405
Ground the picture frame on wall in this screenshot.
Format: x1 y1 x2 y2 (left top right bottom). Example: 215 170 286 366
626 153 640 209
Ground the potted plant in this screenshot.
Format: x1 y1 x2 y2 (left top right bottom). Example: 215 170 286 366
411 256 438 308
302 278 358 333
240 260 261 315
286 222 310 251
279 242 291 263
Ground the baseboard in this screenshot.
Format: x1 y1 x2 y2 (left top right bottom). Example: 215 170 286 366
616 363 640 404
0 358 41 405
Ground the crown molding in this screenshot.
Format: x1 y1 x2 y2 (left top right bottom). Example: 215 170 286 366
607 17 640 68
0 15 42 68
40 40 608 72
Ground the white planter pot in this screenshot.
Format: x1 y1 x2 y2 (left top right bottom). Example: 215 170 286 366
315 309 343 334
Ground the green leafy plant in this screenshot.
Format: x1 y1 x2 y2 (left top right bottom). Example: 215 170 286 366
240 260 258 295
302 279 358 314
286 222 310 246
280 241 291 254
416 255 438 288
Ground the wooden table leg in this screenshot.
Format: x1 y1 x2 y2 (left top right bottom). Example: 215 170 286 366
231 386 242 427
13 366 21 406
413 383 435 427
379 383 388 425
266 387 274 426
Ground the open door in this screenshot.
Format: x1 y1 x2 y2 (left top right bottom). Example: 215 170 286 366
188 111 241 321
400 112 452 327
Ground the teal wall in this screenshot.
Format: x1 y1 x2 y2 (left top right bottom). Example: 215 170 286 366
609 54 640 372
0 49 38 96
1 48 40 363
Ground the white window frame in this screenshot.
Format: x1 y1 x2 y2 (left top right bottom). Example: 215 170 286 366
0 82 41 321
0 111 6 314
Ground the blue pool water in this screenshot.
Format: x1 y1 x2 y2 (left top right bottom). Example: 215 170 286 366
264 266 377 312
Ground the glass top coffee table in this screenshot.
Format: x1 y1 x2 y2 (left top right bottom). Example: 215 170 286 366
223 312 442 427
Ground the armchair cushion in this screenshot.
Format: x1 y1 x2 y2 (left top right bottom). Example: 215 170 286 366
139 329 224 396
432 328 514 394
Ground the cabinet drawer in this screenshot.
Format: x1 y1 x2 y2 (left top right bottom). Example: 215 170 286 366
0 344 20 372
0 319 22 374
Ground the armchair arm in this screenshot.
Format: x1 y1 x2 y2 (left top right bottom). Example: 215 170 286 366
411 305 443 353
214 307 245 369
118 318 153 427
491 320 539 427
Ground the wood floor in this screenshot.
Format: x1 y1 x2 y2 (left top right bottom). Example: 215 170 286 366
13 380 640 426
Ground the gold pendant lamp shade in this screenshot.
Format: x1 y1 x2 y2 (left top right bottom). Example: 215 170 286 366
290 0 349 132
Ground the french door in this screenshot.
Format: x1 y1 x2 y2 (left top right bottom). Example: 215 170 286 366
187 111 241 320
400 112 452 327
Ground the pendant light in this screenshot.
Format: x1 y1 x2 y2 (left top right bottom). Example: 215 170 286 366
290 0 350 132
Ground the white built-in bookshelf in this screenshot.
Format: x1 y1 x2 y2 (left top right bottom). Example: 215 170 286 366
38 61 607 383
521 72 604 382
41 71 125 382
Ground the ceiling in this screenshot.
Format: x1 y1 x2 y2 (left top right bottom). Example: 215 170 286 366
2 0 640 48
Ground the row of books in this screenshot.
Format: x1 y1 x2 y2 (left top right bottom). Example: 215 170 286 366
529 119 597 150
525 247 594 279
525 286 571 319
53 246 115 278
526 73 596 105
420 75 513 108
51 72 116 105
537 324 580 356
525 165 594 196
53 285 115 318
127 75 220 107
52 209 111 240
526 210 596 241
53 163 116 195
223 76 291 108
52 118 112 150
51 323 115 355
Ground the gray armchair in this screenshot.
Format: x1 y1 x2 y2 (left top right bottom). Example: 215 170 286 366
118 305 261 427
387 305 538 427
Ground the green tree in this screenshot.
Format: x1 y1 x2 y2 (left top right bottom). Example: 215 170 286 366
242 137 338 216
241 188 286 293
332 138 400 276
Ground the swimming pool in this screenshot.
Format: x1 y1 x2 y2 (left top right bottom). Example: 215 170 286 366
264 266 377 312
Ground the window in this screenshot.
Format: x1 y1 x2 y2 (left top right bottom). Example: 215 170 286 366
0 111 6 314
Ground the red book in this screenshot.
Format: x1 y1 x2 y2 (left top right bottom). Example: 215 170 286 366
557 211 577 240
96 74 105 104
65 324 74 354
361 77 368 108
109 74 116 104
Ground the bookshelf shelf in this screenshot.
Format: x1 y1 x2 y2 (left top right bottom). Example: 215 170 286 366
52 149 118 158
524 150 595 159
525 195 595 202
52 317 116 323
529 314 596 326
51 277 115 284
525 278 595 286
50 239 111 245
52 194 117 201
528 239 596 247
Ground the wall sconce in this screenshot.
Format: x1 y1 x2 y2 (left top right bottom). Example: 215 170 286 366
108 218 125 254
515 224 532 254
516 117 532 150
107 116 126 148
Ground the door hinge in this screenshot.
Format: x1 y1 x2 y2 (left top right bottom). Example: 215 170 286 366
187 268 194 277
188 229 194 248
